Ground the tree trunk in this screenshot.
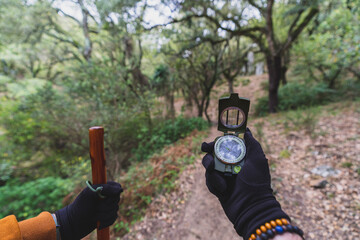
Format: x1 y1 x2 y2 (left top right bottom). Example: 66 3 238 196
165 93 175 119
281 50 290 85
204 95 211 122
281 65 287 85
266 55 282 113
328 68 342 89
228 79 234 93
197 96 205 118
197 104 203 117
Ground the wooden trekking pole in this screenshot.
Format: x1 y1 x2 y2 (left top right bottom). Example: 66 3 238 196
89 126 110 240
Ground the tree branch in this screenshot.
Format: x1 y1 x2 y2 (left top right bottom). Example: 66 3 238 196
146 11 265 37
176 36 229 55
281 7 319 54
45 31 81 49
230 26 266 37
248 0 265 13
287 9 304 36
265 0 276 56
55 8 82 27
78 0 92 61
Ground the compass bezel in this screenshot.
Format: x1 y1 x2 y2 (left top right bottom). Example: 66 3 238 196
214 135 246 165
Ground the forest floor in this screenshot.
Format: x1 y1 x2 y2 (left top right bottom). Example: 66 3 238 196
121 74 360 240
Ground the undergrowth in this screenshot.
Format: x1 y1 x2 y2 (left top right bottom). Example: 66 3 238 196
0 177 72 220
282 107 320 138
134 116 209 161
254 81 360 116
114 130 208 236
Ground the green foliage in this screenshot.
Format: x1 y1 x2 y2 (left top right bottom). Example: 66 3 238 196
152 64 172 92
190 133 208 155
282 107 319 137
0 84 90 178
134 117 209 161
0 73 155 178
341 162 353 168
254 97 270 117
279 149 291 159
0 161 12 183
1 78 208 183
255 82 335 116
0 75 11 92
291 1 360 88
6 78 46 98
0 177 72 220
240 78 250 86
338 79 360 100
114 221 130 234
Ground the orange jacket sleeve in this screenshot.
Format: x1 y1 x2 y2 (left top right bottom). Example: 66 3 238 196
0 212 56 240
0 215 22 240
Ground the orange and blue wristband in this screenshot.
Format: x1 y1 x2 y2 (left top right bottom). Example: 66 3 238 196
248 218 304 240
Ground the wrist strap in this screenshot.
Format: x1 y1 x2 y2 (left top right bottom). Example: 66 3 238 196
51 214 61 240
248 218 304 240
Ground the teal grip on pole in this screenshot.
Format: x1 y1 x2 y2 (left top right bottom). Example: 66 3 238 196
86 180 106 199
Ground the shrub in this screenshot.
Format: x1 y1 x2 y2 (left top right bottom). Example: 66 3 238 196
134 116 209 161
0 75 11 92
255 82 335 116
0 162 13 184
0 177 72 220
0 82 157 179
337 79 360 100
0 84 91 178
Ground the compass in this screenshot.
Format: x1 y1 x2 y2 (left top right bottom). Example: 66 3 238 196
213 93 250 175
214 135 246 165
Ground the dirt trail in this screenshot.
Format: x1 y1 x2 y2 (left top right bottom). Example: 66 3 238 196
163 126 239 240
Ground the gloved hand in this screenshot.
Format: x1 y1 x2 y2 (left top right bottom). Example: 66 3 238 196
202 128 289 239
55 181 123 240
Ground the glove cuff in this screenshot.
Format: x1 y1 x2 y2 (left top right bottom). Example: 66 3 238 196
234 198 290 239
55 206 77 240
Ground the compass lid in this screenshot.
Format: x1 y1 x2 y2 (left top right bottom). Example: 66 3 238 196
218 93 250 133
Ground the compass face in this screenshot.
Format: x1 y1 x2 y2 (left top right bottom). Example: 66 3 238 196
215 135 246 164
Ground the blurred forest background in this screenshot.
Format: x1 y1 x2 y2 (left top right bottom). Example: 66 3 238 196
0 0 359 238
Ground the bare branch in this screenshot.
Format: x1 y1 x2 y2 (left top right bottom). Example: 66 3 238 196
45 31 80 49
230 26 266 37
248 0 265 13
55 8 82 27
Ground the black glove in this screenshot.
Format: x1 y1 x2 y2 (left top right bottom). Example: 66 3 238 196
201 128 289 239
55 181 123 240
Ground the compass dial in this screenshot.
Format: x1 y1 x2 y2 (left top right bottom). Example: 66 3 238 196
214 135 246 164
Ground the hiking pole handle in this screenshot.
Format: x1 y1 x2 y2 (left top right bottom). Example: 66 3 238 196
89 126 110 240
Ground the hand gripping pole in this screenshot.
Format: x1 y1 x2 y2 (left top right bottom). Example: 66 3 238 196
89 126 110 240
